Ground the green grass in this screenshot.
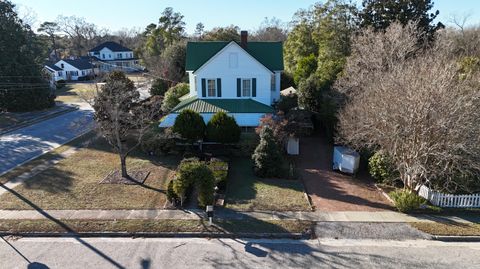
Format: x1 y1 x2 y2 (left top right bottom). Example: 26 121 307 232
0 219 313 235
0 136 180 210
411 222 480 236
225 158 311 211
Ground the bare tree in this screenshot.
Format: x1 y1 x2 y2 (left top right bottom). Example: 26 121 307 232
85 72 161 179
335 22 480 193
56 15 105 56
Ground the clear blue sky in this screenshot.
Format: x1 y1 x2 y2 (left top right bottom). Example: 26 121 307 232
13 0 480 34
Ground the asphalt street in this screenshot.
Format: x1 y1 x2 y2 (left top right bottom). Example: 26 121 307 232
0 237 479 269
0 103 93 175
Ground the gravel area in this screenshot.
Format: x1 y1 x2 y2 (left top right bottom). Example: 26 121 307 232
315 222 432 240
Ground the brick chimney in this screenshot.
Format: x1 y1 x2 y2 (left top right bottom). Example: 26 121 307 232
240 31 248 49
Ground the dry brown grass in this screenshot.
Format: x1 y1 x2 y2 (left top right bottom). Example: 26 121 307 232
0 219 313 234
0 137 180 210
411 222 480 236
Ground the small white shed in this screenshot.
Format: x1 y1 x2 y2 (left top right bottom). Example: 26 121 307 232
286 137 299 155
333 146 360 174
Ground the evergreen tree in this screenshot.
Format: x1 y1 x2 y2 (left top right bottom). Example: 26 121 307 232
205 112 241 143
0 0 54 112
359 0 444 40
252 126 285 178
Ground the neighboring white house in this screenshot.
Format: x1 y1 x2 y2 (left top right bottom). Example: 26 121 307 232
88 41 142 72
43 59 94 81
160 31 283 128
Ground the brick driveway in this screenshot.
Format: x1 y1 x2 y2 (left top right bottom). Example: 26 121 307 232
296 136 393 212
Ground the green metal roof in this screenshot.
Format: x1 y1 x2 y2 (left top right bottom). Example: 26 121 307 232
171 97 274 114
185 41 284 72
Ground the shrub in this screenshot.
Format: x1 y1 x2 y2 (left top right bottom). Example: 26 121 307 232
173 160 198 204
172 109 205 142
195 163 216 208
166 180 178 203
368 151 399 183
252 126 285 178
277 94 298 113
208 158 228 189
141 127 177 155
150 78 169 96
173 158 215 208
0 87 55 112
161 83 189 112
389 189 427 212
206 112 241 143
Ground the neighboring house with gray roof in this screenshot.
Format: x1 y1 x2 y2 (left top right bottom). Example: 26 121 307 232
43 59 94 81
88 41 142 72
160 31 283 128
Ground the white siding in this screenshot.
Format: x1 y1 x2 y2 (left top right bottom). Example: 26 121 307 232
54 60 92 81
159 112 268 128
192 42 275 105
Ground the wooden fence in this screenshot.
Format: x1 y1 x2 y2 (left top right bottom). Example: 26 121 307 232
418 185 480 208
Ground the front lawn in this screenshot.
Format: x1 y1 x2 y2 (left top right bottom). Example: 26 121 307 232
225 158 311 211
55 83 97 104
0 137 180 210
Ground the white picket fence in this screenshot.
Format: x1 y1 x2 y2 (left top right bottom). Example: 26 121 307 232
418 185 480 208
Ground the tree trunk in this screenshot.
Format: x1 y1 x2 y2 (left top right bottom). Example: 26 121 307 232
120 154 128 179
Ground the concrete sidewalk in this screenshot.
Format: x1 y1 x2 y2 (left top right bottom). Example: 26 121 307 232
0 209 477 224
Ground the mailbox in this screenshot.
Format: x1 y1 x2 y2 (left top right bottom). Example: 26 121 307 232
206 205 214 218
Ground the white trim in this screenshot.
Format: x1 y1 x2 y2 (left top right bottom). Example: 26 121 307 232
241 78 252 97
206 78 217 97
192 41 274 75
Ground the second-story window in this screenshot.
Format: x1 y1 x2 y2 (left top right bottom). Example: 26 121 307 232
207 79 216 97
117 53 122 59
242 79 251 97
102 54 105 59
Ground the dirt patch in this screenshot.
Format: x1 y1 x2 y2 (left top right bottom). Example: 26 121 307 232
100 170 150 184
296 136 393 211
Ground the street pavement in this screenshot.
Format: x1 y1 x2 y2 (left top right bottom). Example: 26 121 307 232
0 103 93 175
0 237 479 269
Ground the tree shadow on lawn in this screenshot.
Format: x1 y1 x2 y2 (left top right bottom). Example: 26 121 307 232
224 157 308 210
0 184 126 269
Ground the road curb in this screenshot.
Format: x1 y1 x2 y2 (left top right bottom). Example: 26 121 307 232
0 231 307 239
432 235 480 242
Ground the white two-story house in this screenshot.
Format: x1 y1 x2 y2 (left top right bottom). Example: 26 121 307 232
88 41 141 72
160 31 283 128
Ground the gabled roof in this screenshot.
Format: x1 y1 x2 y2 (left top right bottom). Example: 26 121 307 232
185 41 283 72
89 41 132 52
44 62 62 71
61 59 93 70
171 96 274 114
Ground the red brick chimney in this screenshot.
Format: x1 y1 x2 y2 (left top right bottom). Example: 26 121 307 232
240 31 248 49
